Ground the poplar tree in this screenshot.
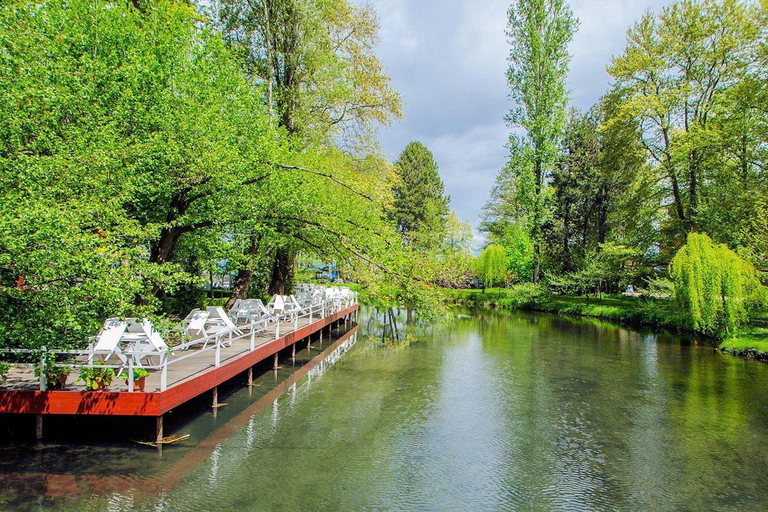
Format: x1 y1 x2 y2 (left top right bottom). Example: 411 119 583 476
505 0 577 282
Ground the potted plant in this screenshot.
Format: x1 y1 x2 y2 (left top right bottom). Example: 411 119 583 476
34 359 72 390
121 368 149 392
0 362 9 384
77 364 116 391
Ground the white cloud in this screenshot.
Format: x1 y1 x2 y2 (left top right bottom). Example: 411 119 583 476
362 0 675 230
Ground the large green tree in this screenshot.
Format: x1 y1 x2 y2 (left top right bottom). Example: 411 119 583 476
214 0 403 296
608 0 763 249
0 0 269 348
505 0 578 282
390 141 450 249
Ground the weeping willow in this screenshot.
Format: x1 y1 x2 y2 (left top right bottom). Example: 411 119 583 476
670 233 765 335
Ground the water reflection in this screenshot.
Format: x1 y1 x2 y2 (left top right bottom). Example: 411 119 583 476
4 311 768 511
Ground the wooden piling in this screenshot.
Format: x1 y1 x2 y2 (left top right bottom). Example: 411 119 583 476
35 414 43 441
156 415 164 443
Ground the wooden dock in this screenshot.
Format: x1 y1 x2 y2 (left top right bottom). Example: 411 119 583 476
0 304 358 435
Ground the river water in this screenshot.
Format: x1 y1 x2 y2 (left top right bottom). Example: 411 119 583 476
2 310 768 511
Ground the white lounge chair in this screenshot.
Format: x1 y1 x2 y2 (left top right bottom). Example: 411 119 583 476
229 299 273 329
88 318 128 365
205 306 243 346
183 308 210 340
268 295 287 319
123 318 168 366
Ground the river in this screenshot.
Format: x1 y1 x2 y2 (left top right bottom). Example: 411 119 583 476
2 310 768 510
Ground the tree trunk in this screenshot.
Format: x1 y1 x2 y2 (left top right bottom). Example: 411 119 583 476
532 156 543 284
597 186 608 245
268 247 293 296
688 149 698 232
225 236 262 309
150 226 185 265
562 203 571 273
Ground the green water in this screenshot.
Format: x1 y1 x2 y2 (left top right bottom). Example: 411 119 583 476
3 310 768 511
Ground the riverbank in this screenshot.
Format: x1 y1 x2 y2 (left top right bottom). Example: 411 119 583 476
442 287 768 361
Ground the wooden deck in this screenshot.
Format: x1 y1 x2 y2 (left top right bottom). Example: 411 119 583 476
0 304 358 418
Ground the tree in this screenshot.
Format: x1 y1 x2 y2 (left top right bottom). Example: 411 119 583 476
214 0 403 296
476 245 508 293
547 242 640 300
215 0 402 146
506 0 578 282
499 223 536 283
434 212 476 288
608 0 762 247
0 0 241 348
551 109 603 272
390 141 450 249
670 232 766 335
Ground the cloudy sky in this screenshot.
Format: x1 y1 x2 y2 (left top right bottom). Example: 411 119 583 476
362 0 675 238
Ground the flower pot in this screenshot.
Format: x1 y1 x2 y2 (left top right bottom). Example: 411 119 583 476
134 377 146 392
48 372 69 390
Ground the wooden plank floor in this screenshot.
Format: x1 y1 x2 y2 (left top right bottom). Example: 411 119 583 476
0 305 357 416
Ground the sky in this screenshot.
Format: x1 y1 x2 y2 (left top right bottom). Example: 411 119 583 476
362 0 675 239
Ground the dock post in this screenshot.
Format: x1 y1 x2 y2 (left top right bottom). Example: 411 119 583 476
128 358 135 392
273 352 278 374
35 414 43 441
212 386 219 418
156 415 164 443
39 346 47 391
160 351 168 391
247 367 253 387
292 343 296 364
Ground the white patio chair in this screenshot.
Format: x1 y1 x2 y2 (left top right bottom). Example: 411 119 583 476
205 306 243 347
88 318 128 365
268 295 287 319
124 318 169 367
183 308 210 345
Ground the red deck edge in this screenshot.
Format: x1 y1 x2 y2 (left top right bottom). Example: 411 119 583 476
0 305 358 417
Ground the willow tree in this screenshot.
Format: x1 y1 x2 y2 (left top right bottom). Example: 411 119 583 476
504 0 577 283
670 233 765 335
476 244 508 293
215 0 402 296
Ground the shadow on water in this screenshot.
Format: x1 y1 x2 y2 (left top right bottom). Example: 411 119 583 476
0 324 358 510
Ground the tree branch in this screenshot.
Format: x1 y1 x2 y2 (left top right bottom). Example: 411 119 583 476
270 163 374 201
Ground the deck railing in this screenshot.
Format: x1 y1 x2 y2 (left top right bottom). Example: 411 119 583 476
0 293 357 393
